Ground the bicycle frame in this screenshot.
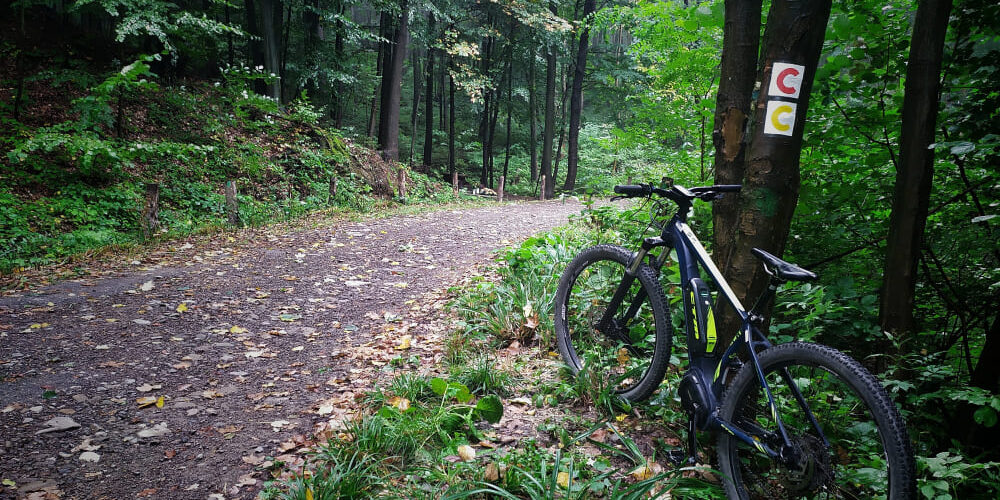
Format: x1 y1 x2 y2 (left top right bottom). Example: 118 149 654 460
607 210 828 463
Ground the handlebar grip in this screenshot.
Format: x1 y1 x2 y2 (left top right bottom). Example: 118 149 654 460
613 184 651 197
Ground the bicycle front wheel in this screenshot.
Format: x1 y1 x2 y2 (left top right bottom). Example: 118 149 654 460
554 244 672 403
717 342 915 499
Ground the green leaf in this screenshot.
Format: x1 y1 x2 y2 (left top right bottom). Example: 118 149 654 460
430 377 448 396
474 395 504 423
950 142 975 155
42 390 57 399
973 406 997 427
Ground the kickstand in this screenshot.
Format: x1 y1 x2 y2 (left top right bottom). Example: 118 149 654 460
685 415 698 465
664 416 699 466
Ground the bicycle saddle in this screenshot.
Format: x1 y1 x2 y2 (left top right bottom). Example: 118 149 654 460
751 248 817 282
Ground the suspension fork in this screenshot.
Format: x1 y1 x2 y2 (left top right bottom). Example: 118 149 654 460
595 238 666 337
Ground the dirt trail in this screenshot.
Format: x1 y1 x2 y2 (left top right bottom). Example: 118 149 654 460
0 200 583 500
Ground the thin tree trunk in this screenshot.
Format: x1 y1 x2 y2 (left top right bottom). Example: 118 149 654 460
541 9 557 200
409 50 422 163
448 61 456 178
563 0 595 192
879 0 953 338
528 50 538 182
244 0 266 95
503 56 513 180
423 12 435 168
259 0 282 101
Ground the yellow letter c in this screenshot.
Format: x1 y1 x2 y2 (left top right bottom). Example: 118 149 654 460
770 105 793 132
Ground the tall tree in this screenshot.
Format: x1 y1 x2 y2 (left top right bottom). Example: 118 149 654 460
377 0 410 161
879 0 954 338
423 12 436 168
259 0 283 100
528 50 538 182
562 0 595 192
711 0 762 276
714 0 832 348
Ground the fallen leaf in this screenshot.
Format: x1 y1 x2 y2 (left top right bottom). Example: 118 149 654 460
395 335 412 350
176 303 188 313
136 488 157 497
136 397 158 408
484 462 500 482
229 326 248 334
139 281 154 292
457 445 476 462
388 397 410 411
557 471 570 488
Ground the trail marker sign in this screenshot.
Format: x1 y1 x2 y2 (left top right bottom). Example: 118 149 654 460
768 62 805 99
764 61 806 137
763 101 797 136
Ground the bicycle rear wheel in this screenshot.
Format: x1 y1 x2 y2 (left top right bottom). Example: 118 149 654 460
554 244 672 402
717 342 915 499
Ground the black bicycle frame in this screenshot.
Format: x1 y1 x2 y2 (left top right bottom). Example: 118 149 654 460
603 211 828 461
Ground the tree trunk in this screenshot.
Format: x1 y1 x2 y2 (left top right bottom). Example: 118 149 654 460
225 180 241 227
541 28 557 199
448 62 456 178
259 0 283 101
715 0 832 350
409 50 422 163
479 34 494 187
142 183 160 239
712 0 763 291
377 0 410 161
332 0 346 127
369 11 392 138
503 56 513 181
423 12 435 168
563 0 595 192
244 0 266 96
879 0 953 338
528 51 538 182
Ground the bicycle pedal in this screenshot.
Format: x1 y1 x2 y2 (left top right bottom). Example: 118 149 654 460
663 448 688 466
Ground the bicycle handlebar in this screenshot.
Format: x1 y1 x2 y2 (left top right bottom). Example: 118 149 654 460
613 183 742 204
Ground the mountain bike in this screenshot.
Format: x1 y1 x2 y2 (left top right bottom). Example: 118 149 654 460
553 183 915 499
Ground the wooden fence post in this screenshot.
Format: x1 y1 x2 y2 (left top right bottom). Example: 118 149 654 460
225 180 241 227
539 175 546 201
397 169 407 199
329 176 338 202
142 182 159 239
452 171 459 197
497 176 505 203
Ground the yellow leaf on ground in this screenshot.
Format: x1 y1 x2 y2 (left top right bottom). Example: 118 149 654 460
388 397 410 411
230 326 248 334
155 396 165 408
395 335 412 350
176 303 188 313
136 397 158 408
617 348 630 365
557 471 570 488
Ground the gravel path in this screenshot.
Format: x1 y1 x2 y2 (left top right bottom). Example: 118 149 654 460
0 200 582 500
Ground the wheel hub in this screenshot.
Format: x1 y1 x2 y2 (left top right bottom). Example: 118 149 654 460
780 433 832 494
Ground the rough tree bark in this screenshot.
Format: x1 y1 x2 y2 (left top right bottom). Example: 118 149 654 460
714 0 832 349
377 0 410 161
879 0 953 338
712 0 763 276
